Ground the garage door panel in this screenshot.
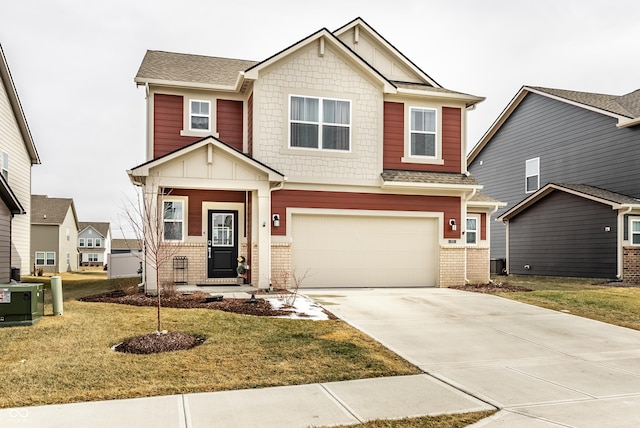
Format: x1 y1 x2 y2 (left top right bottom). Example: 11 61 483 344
291 214 438 287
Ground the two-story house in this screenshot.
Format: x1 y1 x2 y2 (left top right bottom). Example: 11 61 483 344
0 44 40 281
129 18 503 291
78 222 110 267
468 86 640 280
30 195 79 274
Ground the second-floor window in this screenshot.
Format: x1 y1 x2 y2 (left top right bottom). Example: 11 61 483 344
87 238 94 247
95 238 101 247
79 238 85 247
190 100 210 131
526 157 540 193
163 200 184 241
290 95 351 151
410 107 437 157
1 151 8 181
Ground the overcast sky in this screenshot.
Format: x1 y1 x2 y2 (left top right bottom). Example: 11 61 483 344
1 0 638 238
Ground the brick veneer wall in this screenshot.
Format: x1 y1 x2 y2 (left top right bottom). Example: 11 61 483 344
466 247 490 284
270 242 292 289
623 247 640 283
439 246 465 287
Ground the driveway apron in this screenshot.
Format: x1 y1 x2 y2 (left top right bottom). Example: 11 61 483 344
303 288 640 428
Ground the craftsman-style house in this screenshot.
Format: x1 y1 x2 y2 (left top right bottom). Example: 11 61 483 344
129 18 502 291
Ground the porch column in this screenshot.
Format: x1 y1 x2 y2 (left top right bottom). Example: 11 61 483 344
256 185 271 288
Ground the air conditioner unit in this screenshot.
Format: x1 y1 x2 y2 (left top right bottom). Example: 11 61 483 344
0 283 44 327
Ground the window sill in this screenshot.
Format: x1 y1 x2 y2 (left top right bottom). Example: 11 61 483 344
180 130 219 138
401 156 445 165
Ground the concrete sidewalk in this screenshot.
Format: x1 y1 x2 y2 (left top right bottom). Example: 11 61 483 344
0 374 492 427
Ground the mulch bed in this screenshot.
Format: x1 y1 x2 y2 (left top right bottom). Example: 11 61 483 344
450 282 533 293
113 331 205 354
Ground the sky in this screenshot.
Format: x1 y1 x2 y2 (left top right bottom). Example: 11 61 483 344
1 0 638 238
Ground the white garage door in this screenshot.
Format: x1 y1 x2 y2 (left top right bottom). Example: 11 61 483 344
291 214 439 287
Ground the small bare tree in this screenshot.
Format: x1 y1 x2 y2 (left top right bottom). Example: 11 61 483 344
121 183 180 332
270 268 311 307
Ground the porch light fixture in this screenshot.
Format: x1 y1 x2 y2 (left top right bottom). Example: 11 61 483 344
272 214 280 227
449 219 456 231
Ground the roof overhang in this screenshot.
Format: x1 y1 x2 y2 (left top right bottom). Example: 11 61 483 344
498 183 640 221
134 72 246 93
395 86 485 107
0 173 24 215
127 136 285 184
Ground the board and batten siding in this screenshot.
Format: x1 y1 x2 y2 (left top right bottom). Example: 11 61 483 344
469 92 640 259
508 190 617 278
0 67 32 275
271 190 461 239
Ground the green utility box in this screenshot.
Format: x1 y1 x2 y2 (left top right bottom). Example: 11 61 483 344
0 283 44 327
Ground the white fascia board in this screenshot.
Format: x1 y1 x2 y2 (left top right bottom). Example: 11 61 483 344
396 87 485 106
380 181 482 192
618 116 640 128
134 77 242 92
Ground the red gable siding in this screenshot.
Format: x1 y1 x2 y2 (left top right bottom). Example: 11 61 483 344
383 102 462 173
153 94 200 158
169 189 246 237
271 190 461 239
217 99 243 152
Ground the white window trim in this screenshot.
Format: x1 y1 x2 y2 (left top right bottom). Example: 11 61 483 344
88 253 99 262
45 252 55 266
189 99 211 132
162 197 187 242
466 215 480 245
87 238 94 248
402 106 444 165
288 94 352 153
630 218 640 246
95 238 102 247
79 238 85 247
35 251 45 266
525 157 540 193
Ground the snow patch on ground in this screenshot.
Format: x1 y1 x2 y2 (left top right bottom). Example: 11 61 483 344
266 295 329 320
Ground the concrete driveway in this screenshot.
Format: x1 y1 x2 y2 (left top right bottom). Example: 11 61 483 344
303 287 640 427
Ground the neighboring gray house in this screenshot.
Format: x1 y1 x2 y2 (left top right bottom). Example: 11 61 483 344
78 222 110 266
468 86 640 280
110 238 142 254
0 44 41 280
30 195 79 274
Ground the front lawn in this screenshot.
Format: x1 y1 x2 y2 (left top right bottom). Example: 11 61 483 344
2 272 420 409
493 275 640 330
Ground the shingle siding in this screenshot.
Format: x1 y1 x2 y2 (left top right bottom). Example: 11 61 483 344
469 93 640 259
508 191 617 278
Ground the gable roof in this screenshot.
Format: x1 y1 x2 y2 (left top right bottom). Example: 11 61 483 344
0 44 40 165
79 222 110 238
31 195 79 228
111 238 142 251
468 86 640 163
128 136 285 182
134 18 483 107
498 183 640 221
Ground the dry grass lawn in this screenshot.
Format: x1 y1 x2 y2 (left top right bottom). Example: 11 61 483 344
3 271 420 409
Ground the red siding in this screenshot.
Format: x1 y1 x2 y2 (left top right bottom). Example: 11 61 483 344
383 101 405 169
153 94 200 158
217 99 244 152
271 190 461 239
383 102 462 173
469 212 488 241
247 94 253 156
169 189 246 237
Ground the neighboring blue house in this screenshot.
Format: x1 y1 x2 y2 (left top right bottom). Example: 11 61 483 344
468 86 640 280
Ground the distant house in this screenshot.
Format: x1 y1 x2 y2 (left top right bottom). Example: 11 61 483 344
78 222 110 267
468 86 640 280
129 17 502 291
110 238 142 254
30 195 79 274
0 44 41 281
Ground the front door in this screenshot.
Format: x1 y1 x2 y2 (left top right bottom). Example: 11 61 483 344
207 210 239 278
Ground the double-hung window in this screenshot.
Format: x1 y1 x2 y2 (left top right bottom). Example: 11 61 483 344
36 251 55 266
95 238 101 247
163 200 184 241
526 157 540 193
466 216 479 245
190 100 210 131
410 108 437 157
87 238 94 247
79 238 85 247
631 219 640 245
290 95 350 151
88 253 99 262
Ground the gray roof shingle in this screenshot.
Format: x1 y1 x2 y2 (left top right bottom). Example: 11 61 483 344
381 169 480 186
135 50 258 86
79 222 110 238
554 183 640 205
31 195 75 225
529 86 640 119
